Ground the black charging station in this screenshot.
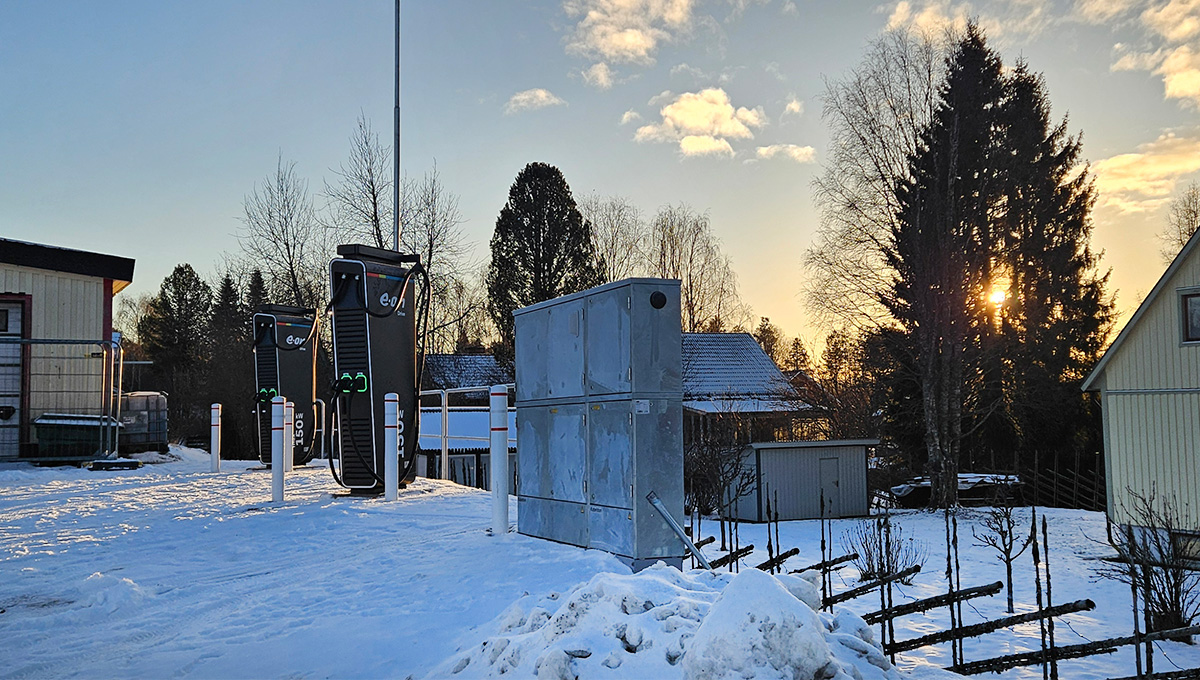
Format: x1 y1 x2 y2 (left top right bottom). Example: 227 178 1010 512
328 244 420 494
252 304 321 466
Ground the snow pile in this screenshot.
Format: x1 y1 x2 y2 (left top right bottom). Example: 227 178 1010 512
431 565 925 679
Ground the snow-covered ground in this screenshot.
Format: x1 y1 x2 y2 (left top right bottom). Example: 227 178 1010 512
0 449 1193 678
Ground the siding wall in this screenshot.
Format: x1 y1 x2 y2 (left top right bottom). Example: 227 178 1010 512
1103 392 1200 527
734 443 869 521
0 263 110 436
0 263 106 339
1099 250 1200 529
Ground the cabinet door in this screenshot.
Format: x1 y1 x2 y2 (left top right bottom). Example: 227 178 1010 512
587 400 633 509
586 291 630 396
517 404 587 503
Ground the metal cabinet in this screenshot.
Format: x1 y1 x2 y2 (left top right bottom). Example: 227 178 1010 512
514 279 684 569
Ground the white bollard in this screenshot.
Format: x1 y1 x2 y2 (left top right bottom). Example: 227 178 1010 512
384 392 399 501
210 403 221 473
490 385 509 535
271 396 285 502
283 401 295 472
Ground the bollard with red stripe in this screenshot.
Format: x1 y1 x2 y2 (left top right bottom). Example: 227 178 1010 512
490 385 509 534
271 396 285 502
384 392 399 501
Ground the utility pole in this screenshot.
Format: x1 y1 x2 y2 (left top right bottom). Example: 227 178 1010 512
393 0 401 251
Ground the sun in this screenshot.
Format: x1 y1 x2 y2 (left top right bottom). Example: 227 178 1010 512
989 289 1007 305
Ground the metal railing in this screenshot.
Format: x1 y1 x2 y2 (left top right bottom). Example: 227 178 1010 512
418 384 515 486
0 337 123 461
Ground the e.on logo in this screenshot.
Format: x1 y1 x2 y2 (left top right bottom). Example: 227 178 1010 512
285 335 304 346
378 292 407 317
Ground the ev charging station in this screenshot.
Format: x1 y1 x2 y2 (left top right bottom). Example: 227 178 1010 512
252 304 322 467
328 244 422 494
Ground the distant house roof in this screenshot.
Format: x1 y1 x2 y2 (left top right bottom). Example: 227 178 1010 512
683 333 804 413
0 238 135 293
423 354 513 391
426 333 808 414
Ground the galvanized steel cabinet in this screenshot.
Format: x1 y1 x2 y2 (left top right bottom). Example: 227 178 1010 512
514 279 684 569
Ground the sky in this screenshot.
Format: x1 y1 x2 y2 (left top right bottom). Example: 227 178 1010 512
2 0 1199 347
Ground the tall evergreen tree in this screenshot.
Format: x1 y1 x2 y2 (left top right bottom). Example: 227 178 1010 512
209 275 255 458
884 25 1005 507
486 162 603 360
138 264 213 438
245 269 268 318
993 64 1113 469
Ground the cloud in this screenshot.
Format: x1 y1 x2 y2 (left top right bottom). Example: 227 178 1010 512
634 88 765 157
1142 0 1200 43
670 62 738 85
563 0 696 65
620 109 642 124
680 135 735 156
1112 45 1167 72
755 144 816 163
648 89 677 105
636 88 764 141
1094 0 1200 107
764 61 786 81
1074 0 1140 24
583 62 615 89
1093 131 1200 211
1159 44 1200 104
782 96 803 119
885 0 1052 40
781 1 799 16
885 0 970 34
504 88 567 114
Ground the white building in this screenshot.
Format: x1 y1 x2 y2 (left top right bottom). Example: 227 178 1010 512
1082 231 1200 531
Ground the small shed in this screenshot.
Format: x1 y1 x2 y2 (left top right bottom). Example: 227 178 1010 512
734 439 875 522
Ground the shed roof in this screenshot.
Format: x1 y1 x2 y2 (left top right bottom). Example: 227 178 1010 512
0 238 135 292
1082 226 1200 391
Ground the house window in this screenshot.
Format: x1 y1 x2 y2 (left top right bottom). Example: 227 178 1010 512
0 309 7 333
1184 293 1200 342
1173 531 1200 563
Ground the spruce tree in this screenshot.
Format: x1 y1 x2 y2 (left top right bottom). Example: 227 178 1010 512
486 162 603 360
138 264 214 438
995 63 1113 469
885 24 1005 507
209 275 254 458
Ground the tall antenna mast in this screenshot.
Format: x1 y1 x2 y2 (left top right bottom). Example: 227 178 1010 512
392 0 401 251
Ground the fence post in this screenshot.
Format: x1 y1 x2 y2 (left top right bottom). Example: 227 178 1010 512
490 385 508 535
283 400 295 472
440 389 450 480
272 396 285 502
210 403 221 473
385 392 399 501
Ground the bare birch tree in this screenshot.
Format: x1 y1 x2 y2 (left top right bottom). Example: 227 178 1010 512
1160 181 1200 263
239 155 330 309
324 113 392 249
805 28 944 331
401 165 480 353
645 203 749 332
578 193 646 282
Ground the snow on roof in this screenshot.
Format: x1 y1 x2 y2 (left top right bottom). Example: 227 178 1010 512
423 354 513 391
682 333 801 408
